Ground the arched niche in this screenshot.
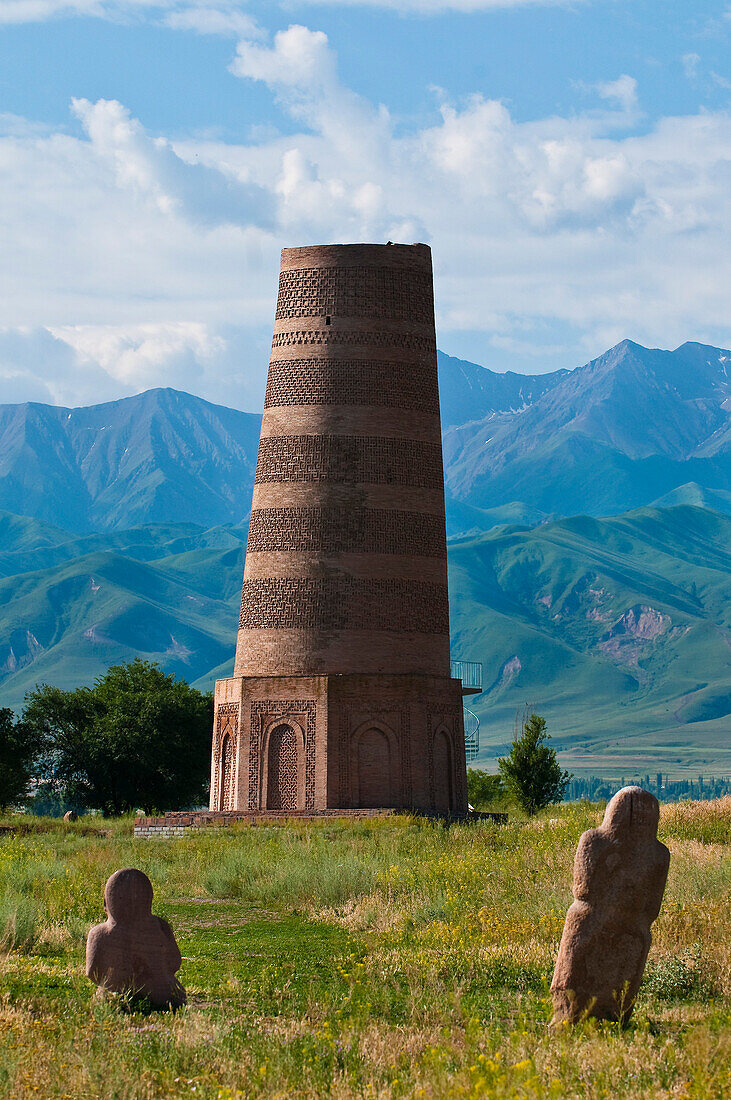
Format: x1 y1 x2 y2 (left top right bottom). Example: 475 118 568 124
262 721 305 812
432 727 454 813
351 722 398 809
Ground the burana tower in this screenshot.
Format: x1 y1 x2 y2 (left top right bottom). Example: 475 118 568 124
210 243 468 815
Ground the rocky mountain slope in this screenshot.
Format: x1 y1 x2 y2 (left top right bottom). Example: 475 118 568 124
0 388 261 532
444 341 731 516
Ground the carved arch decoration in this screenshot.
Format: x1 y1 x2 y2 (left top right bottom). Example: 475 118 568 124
249 701 316 811
262 720 306 812
212 703 239 811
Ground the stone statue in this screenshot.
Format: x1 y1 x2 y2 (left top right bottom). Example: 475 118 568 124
551 786 670 1025
86 868 186 1010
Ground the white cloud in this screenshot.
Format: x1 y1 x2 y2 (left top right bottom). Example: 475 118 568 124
163 3 260 36
49 322 224 386
0 324 269 408
595 74 638 114
70 96 274 225
0 0 582 27
231 24 335 91
1 22 729 406
0 0 260 31
295 0 576 11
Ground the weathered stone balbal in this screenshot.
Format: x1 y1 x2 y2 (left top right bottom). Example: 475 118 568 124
210 243 467 814
86 868 186 1009
551 786 670 1025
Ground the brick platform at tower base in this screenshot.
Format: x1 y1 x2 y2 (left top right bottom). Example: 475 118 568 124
134 809 507 838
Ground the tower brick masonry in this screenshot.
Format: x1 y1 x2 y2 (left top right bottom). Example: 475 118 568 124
210 243 468 815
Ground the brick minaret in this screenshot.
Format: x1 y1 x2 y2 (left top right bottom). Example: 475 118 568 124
210 243 467 814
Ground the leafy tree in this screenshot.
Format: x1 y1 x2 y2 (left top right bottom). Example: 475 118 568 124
466 769 506 809
23 660 213 816
0 708 40 810
498 712 570 815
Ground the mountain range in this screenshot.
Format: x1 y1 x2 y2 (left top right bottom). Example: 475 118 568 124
0 339 729 776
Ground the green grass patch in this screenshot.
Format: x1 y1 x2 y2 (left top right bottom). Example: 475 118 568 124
0 805 729 1098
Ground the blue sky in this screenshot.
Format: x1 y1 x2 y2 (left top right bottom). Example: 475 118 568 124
1 0 729 409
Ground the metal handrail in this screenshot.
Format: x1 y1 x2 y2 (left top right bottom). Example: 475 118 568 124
450 659 483 694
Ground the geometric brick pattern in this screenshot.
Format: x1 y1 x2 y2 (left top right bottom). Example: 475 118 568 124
276 265 433 323
246 507 446 556
239 577 450 633
249 700 317 811
254 435 444 489
271 330 436 354
264 359 439 413
212 703 239 812
265 724 299 810
220 732 235 811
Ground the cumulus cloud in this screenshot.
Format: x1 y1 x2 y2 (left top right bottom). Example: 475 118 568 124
1 22 730 406
595 74 638 114
70 96 273 226
0 324 269 408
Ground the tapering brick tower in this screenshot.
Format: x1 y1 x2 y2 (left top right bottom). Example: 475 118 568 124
210 243 467 814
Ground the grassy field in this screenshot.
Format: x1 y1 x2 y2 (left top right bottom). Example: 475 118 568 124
0 801 729 1099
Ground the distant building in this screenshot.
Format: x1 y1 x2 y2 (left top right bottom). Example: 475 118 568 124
210 243 468 814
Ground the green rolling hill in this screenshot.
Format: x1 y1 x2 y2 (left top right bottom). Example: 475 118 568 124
448 505 730 776
0 504 728 778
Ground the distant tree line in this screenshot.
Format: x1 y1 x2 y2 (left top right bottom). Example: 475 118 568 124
565 773 731 803
0 659 213 816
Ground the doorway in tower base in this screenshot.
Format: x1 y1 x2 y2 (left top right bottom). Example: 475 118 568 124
265 723 304 811
354 726 393 808
433 728 454 812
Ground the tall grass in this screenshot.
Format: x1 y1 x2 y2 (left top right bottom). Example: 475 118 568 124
0 801 729 1098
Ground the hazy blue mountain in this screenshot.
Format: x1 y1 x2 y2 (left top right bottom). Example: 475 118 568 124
1 341 728 534
0 388 261 532
436 350 567 429
444 341 731 516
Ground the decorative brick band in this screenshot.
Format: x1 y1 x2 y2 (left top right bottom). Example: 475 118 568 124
238 577 450 634
254 436 444 488
271 330 436 354
275 266 433 323
264 359 439 413
247 507 446 556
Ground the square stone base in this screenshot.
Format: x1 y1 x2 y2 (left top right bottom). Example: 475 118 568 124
210 673 467 815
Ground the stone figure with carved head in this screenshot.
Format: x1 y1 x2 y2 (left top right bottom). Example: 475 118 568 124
551 786 670 1025
86 868 186 1010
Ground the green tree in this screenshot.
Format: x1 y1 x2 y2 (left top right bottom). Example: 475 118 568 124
23 660 213 816
498 712 570 815
466 769 506 809
0 708 40 810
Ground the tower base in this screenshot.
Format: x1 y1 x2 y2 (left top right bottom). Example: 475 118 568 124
210 673 467 815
